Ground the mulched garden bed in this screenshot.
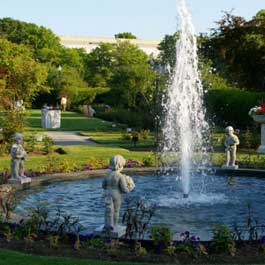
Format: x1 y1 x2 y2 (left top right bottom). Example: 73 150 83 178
0 235 265 264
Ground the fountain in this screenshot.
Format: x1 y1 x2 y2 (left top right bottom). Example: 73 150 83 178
162 0 209 198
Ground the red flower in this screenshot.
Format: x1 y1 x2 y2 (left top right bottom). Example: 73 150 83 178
261 106 265 112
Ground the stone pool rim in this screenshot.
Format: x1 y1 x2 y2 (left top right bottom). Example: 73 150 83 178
9 166 265 191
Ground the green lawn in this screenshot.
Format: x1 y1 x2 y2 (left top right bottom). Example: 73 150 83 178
26 109 123 132
0 249 151 265
0 145 155 172
1 109 264 172
0 248 264 265
81 132 155 149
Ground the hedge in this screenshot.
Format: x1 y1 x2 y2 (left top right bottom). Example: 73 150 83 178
205 89 265 128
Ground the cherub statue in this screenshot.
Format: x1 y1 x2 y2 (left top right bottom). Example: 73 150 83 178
10 133 27 180
223 126 240 168
102 155 135 230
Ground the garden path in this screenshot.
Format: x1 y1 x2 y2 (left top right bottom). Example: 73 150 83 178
44 131 98 146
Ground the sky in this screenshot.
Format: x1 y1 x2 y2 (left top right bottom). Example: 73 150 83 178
0 0 264 40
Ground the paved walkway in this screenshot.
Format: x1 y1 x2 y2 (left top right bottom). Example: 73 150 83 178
44 131 98 146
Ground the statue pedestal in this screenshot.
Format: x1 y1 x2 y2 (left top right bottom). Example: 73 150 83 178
94 225 126 238
41 108 61 129
8 177 31 185
252 115 265 153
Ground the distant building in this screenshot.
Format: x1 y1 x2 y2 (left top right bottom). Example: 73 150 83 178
60 36 160 57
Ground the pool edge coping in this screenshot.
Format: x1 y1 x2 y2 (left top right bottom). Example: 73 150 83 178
9 166 265 191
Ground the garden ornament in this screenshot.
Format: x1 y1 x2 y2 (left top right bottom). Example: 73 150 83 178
9 133 31 184
223 126 240 169
102 155 135 230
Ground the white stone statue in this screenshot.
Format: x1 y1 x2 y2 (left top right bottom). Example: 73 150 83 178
100 155 135 236
9 133 31 184
223 126 240 169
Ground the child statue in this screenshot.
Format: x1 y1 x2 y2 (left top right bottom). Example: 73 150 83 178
223 126 240 169
9 133 31 184
102 155 135 231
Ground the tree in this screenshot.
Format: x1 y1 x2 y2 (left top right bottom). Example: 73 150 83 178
115 32 137 39
157 32 179 72
83 43 115 87
201 10 265 90
0 17 62 62
110 41 155 109
0 38 48 143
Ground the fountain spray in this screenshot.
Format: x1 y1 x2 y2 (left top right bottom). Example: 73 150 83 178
162 0 209 198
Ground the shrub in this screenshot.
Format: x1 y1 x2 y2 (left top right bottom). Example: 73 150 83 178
122 196 156 239
54 147 68 154
84 237 105 249
139 129 150 139
134 242 147 256
43 136 53 154
239 128 260 150
121 133 131 140
205 89 265 128
150 225 172 249
96 108 154 129
210 225 236 256
175 242 196 256
142 155 154 167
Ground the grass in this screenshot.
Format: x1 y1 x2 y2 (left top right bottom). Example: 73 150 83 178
0 248 264 265
0 145 155 172
81 132 155 149
26 109 123 132
0 248 151 265
1 109 264 172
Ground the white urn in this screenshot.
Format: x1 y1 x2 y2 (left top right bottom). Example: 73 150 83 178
252 115 265 153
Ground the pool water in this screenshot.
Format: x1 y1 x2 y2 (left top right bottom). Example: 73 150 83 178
15 174 265 239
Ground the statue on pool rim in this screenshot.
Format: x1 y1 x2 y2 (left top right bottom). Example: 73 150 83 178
223 126 240 169
102 155 135 230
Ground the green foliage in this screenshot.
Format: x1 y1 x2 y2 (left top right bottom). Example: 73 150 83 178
121 133 131 140
84 237 105 249
71 87 110 107
43 136 53 154
96 108 154 129
210 225 236 256
134 242 147 256
142 154 154 167
139 129 150 139
83 43 115 87
0 38 48 142
0 17 61 53
150 225 172 248
200 58 234 90
115 32 137 39
0 38 49 105
205 89 265 128
0 111 25 144
157 32 179 72
240 128 260 150
175 243 196 256
110 41 155 109
122 197 156 239
84 41 155 112
201 10 265 90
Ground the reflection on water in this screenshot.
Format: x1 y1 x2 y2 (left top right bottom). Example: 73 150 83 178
15 174 265 240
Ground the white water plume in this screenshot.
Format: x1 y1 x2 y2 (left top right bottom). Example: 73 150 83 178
162 0 209 197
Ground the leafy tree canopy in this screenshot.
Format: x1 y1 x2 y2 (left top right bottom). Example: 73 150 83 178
115 32 137 39
0 38 48 108
201 10 265 91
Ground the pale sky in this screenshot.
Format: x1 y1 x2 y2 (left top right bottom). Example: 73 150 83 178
0 0 264 40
